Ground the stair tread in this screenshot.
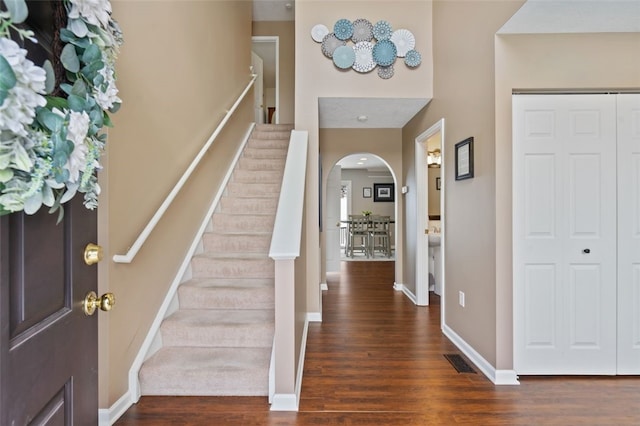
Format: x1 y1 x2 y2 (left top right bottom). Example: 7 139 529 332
181 277 274 288
193 252 272 260
166 308 274 325
139 347 270 396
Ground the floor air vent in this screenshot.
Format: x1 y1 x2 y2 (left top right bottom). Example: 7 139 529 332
443 354 476 374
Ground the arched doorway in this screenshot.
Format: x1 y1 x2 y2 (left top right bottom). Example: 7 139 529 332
325 153 398 274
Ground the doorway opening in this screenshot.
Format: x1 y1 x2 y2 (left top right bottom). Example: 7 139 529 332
251 36 279 124
325 154 398 273
415 119 445 314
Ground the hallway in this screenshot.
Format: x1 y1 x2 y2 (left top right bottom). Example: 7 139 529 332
116 261 640 425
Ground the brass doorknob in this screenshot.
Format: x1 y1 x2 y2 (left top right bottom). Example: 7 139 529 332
83 291 115 316
84 243 103 265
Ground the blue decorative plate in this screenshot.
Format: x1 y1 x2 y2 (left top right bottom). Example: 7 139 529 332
404 49 422 68
334 19 353 41
333 45 355 69
373 20 393 41
372 40 397 67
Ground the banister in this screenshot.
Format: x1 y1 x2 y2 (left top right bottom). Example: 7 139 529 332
269 130 309 260
113 74 257 263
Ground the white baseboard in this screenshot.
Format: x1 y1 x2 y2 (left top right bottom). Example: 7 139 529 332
442 323 519 385
307 312 322 322
394 282 418 305
98 390 133 425
271 313 311 411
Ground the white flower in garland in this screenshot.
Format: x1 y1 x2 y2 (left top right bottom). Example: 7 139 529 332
67 0 112 29
0 0 122 217
66 111 91 183
0 38 47 137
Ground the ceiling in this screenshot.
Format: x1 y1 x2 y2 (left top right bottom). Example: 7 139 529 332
319 97 430 129
337 153 390 172
253 0 295 22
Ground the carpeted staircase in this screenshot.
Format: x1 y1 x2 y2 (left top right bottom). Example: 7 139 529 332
138 124 292 396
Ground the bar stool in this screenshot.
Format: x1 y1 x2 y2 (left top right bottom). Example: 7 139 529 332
369 215 391 257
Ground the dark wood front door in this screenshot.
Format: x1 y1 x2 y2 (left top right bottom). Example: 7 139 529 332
0 198 98 425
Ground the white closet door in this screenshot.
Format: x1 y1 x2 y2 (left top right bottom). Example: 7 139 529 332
617 94 640 374
513 94 617 374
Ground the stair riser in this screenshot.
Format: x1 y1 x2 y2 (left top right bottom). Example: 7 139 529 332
211 215 275 233
226 182 281 197
179 286 274 310
242 147 287 159
202 234 271 253
232 169 283 184
255 124 293 132
238 158 286 171
247 139 289 150
161 323 274 348
250 131 291 140
191 258 274 279
218 197 278 213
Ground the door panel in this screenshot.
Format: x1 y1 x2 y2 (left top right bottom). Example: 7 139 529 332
1 197 98 425
514 94 617 374
617 94 640 373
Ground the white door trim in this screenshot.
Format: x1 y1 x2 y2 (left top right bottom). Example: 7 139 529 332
415 119 445 312
252 36 279 124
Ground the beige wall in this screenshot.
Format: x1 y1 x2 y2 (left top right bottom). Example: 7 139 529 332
297 0 433 318
340 169 395 218
102 1 253 407
495 32 640 369
428 167 441 217
401 0 524 366
253 21 295 124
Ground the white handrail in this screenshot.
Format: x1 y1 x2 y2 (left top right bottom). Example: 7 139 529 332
113 74 257 263
269 130 309 260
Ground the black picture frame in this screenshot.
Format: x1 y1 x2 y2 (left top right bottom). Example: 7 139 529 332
363 187 372 198
373 183 394 202
455 137 474 180
436 177 441 191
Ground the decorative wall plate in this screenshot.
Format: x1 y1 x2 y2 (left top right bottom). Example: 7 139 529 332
372 39 397 67
351 18 373 43
377 64 394 79
321 33 345 58
311 24 329 43
352 42 375 73
334 19 354 41
373 20 393 41
390 29 415 57
333 45 356 69
404 49 422 68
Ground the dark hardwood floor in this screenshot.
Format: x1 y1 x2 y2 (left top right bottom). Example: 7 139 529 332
116 261 640 425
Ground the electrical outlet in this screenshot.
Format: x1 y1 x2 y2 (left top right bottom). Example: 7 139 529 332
459 291 465 307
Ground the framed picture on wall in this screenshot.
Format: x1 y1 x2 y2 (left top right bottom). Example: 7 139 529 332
455 137 474 180
436 177 441 190
374 183 394 202
363 187 372 198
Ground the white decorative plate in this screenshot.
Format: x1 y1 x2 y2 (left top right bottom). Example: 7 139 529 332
390 29 415 57
352 42 375 73
321 33 345 58
311 24 329 43
351 18 373 43
332 45 356 69
377 64 394 79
